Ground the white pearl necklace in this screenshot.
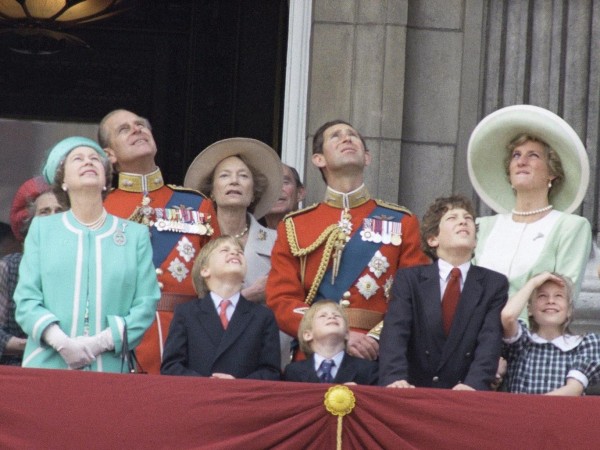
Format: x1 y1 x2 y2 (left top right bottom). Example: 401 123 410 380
73 208 108 230
511 204 553 216
234 225 249 239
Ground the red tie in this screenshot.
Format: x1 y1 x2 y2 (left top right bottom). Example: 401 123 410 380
219 299 231 329
442 268 461 336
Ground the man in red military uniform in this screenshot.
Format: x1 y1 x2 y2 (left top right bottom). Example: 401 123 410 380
266 120 429 361
99 109 218 373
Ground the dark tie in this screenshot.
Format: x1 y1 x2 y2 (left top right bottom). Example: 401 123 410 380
442 268 461 336
219 299 231 330
318 359 335 383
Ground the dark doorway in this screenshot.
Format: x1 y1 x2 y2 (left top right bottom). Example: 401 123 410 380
0 0 289 185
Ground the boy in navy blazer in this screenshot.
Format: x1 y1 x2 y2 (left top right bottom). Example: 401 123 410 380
283 300 377 385
378 195 508 390
161 236 280 380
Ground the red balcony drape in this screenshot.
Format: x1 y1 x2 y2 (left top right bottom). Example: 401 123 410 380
0 366 598 449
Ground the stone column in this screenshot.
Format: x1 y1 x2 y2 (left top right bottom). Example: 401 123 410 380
305 0 410 205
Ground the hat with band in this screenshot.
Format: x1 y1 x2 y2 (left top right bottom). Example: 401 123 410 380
467 104 589 214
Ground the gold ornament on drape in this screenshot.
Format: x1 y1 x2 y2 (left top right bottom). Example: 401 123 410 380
324 385 356 450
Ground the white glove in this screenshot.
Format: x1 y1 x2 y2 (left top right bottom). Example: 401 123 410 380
75 328 115 357
43 324 95 369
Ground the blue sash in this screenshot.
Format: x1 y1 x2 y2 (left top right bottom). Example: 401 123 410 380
151 190 204 267
316 206 405 303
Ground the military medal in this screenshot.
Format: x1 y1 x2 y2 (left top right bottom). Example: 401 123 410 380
368 250 389 278
197 223 208 235
176 236 195 262
128 195 154 226
356 274 378 300
113 222 127 246
390 222 402 246
154 206 211 236
140 196 154 222
360 218 375 242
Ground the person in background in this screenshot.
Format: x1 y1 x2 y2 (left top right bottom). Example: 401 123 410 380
501 272 600 395
263 163 306 230
0 222 20 259
261 162 306 368
379 195 508 390
161 235 280 380
99 109 218 374
283 300 377 385
184 137 282 305
14 137 159 371
0 177 63 365
267 120 429 361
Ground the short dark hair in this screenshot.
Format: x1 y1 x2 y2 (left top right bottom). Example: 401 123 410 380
285 164 303 188
311 120 368 183
312 119 366 155
420 195 477 260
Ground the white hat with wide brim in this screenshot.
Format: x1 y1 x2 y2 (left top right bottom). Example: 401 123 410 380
467 104 589 214
184 137 283 219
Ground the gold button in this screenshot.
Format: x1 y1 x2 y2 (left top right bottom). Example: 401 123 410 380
342 291 351 299
156 268 163 275
340 300 351 308
158 282 164 289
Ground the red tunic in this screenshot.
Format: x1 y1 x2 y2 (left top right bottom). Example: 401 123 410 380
266 199 429 340
105 184 219 374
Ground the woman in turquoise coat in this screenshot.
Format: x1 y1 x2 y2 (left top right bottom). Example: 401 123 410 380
14 136 160 372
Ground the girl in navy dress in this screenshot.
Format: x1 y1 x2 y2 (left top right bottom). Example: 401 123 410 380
501 272 600 395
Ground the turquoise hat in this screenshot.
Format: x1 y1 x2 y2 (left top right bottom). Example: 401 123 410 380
42 136 107 184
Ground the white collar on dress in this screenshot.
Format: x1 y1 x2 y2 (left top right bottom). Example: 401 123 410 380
529 329 584 351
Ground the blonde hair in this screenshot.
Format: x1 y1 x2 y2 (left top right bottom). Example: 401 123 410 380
191 235 244 297
527 273 574 334
298 300 349 355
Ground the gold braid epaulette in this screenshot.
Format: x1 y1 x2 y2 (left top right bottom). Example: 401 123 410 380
374 199 413 215
285 216 339 306
167 184 209 199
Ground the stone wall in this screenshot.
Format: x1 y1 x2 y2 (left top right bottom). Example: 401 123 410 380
305 0 600 332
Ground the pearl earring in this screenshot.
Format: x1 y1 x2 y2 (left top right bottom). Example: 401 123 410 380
548 181 552 188
102 186 107 191
62 183 68 192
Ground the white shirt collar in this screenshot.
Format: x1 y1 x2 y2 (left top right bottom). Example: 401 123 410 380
438 258 470 282
313 350 345 372
210 291 241 311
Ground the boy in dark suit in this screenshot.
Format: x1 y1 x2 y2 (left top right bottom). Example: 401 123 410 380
283 300 377 385
161 236 280 380
378 195 508 390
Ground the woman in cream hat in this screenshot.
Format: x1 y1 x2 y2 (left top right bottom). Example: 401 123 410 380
468 105 592 318
14 137 159 372
184 138 283 304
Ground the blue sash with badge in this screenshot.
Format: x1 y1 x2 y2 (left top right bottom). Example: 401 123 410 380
151 190 204 267
315 206 405 302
